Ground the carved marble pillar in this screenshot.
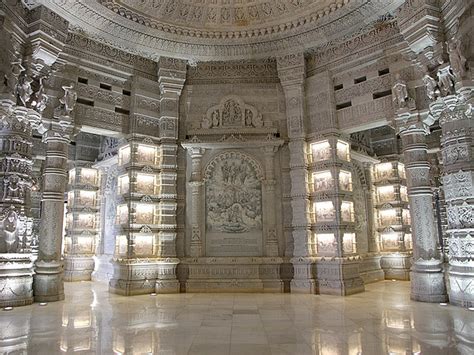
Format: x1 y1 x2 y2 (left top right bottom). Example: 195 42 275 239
34 128 70 302
436 84 474 307
155 57 187 294
277 54 314 293
0 103 38 307
262 146 279 257
395 111 447 303
188 147 205 257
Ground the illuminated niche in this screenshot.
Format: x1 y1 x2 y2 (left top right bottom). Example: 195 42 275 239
343 233 356 254
402 209 411 224
64 236 72 254
376 185 395 203
118 145 131 166
133 235 154 256
312 171 334 191
80 168 98 185
314 201 335 222
315 233 336 254
116 205 129 225
76 235 94 254
136 173 157 195
78 190 96 206
135 203 156 225
378 208 398 226
400 185 408 202
381 230 402 250
136 144 159 165
404 233 413 250
341 201 354 222
68 168 76 185
336 140 350 161
374 162 393 181
76 213 96 229
398 163 406 179
339 170 352 191
311 140 331 162
116 235 128 256
118 174 130 194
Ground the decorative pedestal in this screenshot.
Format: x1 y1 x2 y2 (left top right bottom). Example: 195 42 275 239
315 257 365 296
179 257 285 293
0 254 34 307
109 258 161 296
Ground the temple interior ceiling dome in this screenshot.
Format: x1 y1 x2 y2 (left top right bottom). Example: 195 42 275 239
43 0 404 61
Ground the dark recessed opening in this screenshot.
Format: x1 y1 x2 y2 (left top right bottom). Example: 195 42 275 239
354 76 367 84
122 89 131 96
373 90 392 100
115 107 130 115
336 101 352 110
378 68 390 76
76 98 94 106
78 77 88 84
100 83 112 91
334 84 343 91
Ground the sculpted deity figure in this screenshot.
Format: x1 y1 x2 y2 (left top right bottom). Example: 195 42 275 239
436 59 456 96
2 210 19 253
33 76 48 113
447 39 467 81
422 73 439 101
59 83 77 115
391 73 409 109
16 68 33 106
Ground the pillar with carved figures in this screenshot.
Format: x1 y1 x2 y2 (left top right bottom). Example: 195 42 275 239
394 110 447 303
277 53 315 293
435 82 474 307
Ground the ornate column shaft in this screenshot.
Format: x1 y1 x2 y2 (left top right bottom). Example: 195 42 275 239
34 129 70 301
396 112 447 302
438 84 474 307
155 57 187 294
277 54 314 293
262 146 279 257
188 147 204 257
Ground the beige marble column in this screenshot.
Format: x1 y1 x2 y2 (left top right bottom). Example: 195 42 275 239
34 128 70 301
155 57 187 294
188 147 205 257
395 111 447 303
262 146 280 257
277 53 314 292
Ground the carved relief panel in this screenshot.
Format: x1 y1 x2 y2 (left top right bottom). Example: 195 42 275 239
204 151 264 257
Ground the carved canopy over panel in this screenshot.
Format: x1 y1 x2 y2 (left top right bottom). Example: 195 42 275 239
201 95 263 130
204 151 264 182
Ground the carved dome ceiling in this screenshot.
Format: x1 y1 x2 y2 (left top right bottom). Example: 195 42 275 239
44 0 403 61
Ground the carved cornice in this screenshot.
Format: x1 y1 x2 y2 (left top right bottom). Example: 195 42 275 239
42 0 405 61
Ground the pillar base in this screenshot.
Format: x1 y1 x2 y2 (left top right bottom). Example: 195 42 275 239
155 258 180 294
359 254 385 284
410 260 447 303
33 260 65 302
448 265 474 308
290 257 317 294
381 252 412 280
109 258 160 296
0 254 34 307
64 256 95 282
315 257 365 296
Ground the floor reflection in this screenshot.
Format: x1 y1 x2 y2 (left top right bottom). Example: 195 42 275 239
1 281 473 354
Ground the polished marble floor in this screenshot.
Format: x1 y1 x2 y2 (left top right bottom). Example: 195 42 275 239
1 280 473 355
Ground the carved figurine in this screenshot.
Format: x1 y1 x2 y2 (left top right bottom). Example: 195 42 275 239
422 73 439 101
59 83 77 115
436 59 456 96
2 210 19 253
391 74 409 109
16 69 33 106
447 38 467 81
